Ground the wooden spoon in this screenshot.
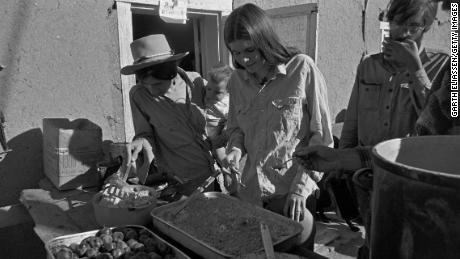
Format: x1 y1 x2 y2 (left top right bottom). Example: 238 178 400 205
260 223 276 259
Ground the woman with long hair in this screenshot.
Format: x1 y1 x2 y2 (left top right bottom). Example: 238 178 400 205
222 3 333 254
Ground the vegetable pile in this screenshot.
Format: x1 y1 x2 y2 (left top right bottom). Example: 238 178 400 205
51 226 176 259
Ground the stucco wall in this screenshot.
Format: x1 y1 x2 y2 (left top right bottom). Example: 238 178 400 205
0 0 124 206
233 0 451 121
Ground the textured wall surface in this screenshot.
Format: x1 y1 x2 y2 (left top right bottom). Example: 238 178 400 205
0 0 124 206
233 0 451 121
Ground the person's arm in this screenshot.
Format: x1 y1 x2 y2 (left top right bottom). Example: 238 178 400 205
339 64 361 149
382 40 431 115
129 87 155 144
290 57 333 197
294 145 373 172
190 71 207 108
224 76 245 160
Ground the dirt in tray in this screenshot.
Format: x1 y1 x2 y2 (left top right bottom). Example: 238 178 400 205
155 195 299 256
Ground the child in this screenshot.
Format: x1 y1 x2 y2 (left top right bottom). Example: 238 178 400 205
204 65 233 162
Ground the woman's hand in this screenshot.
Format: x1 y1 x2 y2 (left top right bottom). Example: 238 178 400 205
284 192 307 222
222 149 242 169
222 168 242 195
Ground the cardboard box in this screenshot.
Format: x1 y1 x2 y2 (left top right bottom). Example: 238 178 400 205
43 118 103 190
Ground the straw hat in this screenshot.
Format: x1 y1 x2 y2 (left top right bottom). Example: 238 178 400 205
120 34 188 75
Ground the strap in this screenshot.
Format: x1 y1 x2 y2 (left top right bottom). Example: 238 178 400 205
175 68 224 175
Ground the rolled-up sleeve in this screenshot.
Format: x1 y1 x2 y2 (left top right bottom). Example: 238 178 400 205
409 68 432 116
304 59 334 148
291 58 333 196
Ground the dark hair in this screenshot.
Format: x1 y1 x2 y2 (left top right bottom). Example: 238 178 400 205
223 3 300 69
386 0 438 32
208 64 233 85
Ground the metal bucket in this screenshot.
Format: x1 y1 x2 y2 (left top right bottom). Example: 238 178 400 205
371 136 460 259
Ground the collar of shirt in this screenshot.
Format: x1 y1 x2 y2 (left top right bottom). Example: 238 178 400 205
241 63 287 86
140 74 183 97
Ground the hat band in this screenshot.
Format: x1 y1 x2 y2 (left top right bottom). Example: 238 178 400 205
133 51 174 64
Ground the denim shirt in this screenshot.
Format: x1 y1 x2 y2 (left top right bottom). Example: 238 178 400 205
340 49 450 148
226 54 333 206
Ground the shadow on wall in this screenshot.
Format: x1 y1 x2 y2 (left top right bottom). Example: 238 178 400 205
0 128 43 207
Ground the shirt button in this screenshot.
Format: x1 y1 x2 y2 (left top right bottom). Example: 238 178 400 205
389 89 393 93
406 72 410 77
386 106 390 109
384 122 389 126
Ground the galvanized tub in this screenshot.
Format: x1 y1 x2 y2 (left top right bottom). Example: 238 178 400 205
371 136 460 259
151 192 302 259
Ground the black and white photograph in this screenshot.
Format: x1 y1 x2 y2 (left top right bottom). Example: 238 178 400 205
0 0 458 258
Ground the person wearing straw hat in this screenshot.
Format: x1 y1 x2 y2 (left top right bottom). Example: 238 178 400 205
121 34 217 197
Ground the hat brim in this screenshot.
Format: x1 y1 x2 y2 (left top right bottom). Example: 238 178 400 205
120 52 189 75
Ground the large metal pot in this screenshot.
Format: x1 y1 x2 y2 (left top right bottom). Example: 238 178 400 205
371 136 460 259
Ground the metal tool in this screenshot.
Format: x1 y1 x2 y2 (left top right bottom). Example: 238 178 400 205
260 223 276 259
225 166 246 188
170 170 221 216
271 158 295 170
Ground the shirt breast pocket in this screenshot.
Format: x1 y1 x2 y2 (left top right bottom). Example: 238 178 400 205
359 82 382 110
272 97 302 131
272 97 302 119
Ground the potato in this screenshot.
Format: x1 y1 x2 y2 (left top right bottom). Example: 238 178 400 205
96 253 114 259
55 248 74 259
127 239 138 248
131 252 150 259
111 248 124 259
124 228 138 241
76 243 90 257
96 227 112 237
85 247 99 258
112 232 125 242
147 252 162 259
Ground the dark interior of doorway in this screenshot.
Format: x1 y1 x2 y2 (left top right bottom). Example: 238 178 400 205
132 14 197 72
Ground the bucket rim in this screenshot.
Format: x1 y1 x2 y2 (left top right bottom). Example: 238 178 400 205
371 136 460 186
